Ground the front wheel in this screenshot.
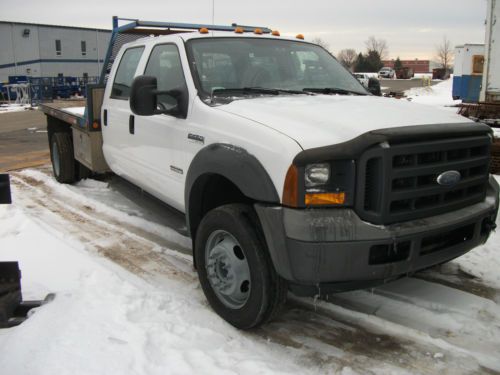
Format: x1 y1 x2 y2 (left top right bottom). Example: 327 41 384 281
195 204 287 329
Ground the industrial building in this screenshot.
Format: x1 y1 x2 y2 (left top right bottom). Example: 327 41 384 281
0 21 111 82
382 59 431 73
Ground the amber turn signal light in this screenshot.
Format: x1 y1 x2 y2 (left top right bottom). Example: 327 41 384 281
305 192 345 206
282 165 299 207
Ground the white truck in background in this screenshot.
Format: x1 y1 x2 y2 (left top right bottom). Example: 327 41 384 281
40 17 499 329
481 0 500 103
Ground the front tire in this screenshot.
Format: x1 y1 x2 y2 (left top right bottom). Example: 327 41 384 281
195 204 287 329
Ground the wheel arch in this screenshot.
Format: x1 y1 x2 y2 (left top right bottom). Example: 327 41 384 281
185 143 280 243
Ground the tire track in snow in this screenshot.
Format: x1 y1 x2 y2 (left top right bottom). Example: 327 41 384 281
10 169 498 374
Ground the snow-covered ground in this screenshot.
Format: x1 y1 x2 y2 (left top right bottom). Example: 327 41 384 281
0 168 499 375
404 78 461 111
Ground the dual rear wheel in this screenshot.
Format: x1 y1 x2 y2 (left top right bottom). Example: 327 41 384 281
50 132 90 183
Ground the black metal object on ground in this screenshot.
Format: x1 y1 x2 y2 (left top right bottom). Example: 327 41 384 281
458 102 500 126
0 174 11 204
0 262 53 328
458 102 500 174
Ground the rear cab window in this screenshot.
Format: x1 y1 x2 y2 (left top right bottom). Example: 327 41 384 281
111 47 145 100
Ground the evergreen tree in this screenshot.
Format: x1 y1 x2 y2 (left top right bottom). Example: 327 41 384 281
394 57 403 70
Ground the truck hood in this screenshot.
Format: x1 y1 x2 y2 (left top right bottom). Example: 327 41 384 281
215 95 473 150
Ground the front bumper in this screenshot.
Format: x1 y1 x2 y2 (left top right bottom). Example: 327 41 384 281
255 176 499 295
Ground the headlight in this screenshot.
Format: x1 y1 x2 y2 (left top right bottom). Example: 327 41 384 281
305 163 330 188
282 160 355 208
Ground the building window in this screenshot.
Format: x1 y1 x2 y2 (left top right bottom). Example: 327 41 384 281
55 40 62 56
81 41 87 56
58 73 64 78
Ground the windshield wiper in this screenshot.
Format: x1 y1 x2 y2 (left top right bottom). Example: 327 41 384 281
210 87 307 103
302 87 367 96
213 87 305 96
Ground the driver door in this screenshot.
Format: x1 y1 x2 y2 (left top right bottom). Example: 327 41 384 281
131 43 189 211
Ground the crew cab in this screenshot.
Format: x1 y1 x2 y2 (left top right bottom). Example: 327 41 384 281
40 18 499 329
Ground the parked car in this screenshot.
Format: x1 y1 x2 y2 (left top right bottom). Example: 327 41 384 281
378 67 395 78
353 73 370 88
40 17 499 330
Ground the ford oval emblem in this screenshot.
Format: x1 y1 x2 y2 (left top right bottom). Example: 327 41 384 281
437 170 461 187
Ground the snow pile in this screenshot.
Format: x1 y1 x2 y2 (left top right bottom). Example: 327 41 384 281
62 106 85 117
405 78 460 111
414 73 433 80
0 104 33 114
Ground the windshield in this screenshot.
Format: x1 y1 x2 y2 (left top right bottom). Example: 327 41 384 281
185 37 368 100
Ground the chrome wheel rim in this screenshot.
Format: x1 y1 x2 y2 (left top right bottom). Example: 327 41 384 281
205 230 251 309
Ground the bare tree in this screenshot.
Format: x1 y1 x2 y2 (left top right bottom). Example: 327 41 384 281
365 36 389 60
337 49 357 70
436 36 453 70
311 37 330 51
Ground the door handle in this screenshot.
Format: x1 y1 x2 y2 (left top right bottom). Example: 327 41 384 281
103 109 107 126
129 115 135 134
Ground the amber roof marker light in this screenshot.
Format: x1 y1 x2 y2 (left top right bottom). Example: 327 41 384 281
296 34 304 40
254 28 263 35
234 27 244 34
271 30 280 36
199 27 209 34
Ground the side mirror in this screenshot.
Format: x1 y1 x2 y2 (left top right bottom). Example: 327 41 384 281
0 174 12 204
130 75 186 117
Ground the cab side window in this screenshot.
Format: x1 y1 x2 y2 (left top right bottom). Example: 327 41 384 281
111 47 144 99
144 44 187 110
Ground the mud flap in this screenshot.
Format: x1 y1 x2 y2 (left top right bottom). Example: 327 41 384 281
0 262 54 328
0 174 11 204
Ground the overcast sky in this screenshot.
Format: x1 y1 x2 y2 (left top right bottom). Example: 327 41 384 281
0 0 487 60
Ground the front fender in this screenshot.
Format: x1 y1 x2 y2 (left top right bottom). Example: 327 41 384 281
185 143 279 236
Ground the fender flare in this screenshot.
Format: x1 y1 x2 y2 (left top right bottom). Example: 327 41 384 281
185 143 280 237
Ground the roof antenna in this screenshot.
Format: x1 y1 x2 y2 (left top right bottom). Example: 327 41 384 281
212 0 215 25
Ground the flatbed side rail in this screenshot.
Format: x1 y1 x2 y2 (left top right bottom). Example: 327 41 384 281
39 103 86 128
